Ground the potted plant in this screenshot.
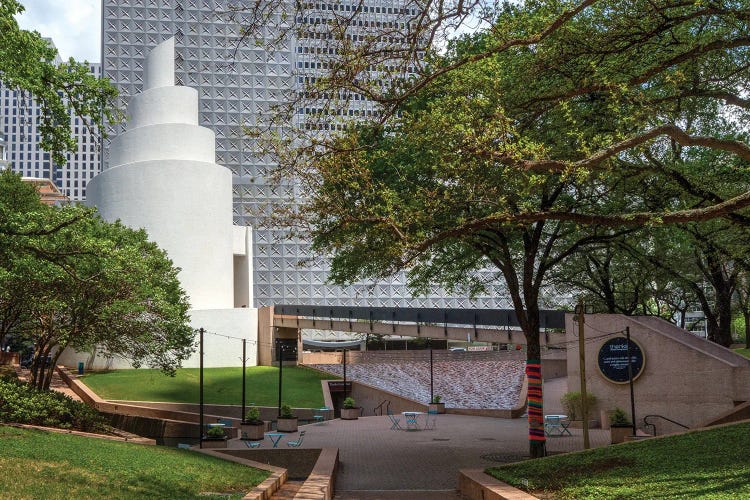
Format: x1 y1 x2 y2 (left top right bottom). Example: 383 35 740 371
240 406 265 440
340 397 360 420
202 425 228 449
277 404 298 432
609 407 632 444
561 391 598 428
428 395 446 414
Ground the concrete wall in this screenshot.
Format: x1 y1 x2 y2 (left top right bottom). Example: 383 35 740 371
566 314 750 435
57 307 258 369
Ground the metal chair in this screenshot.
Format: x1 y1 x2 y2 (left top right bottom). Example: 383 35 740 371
544 415 572 436
287 430 306 447
423 409 438 430
387 410 402 430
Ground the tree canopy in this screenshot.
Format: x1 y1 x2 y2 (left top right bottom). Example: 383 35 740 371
237 0 750 456
0 0 119 165
0 171 195 389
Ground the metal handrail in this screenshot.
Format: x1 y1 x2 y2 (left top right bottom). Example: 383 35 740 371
643 414 690 436
373 399 389 416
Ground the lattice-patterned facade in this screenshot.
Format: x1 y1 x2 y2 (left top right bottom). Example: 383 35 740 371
101 0 515 308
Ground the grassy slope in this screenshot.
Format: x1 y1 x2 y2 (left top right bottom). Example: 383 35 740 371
0 426 269 499
487 422 750 499
734 347 750 358
81 366 337 408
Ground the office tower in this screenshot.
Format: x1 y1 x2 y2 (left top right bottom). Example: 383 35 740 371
0 39 101 201
102 1 511 309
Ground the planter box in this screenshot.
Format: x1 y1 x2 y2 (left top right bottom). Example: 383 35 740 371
428 402 446 414
277 417 298 433
610 425 632 444
201 438 228 449
240 422 265 440
341 407 360 420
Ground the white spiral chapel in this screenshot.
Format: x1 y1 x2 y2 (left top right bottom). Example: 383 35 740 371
61 38 258 368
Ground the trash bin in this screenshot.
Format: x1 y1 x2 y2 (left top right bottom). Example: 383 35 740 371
77 362 84 375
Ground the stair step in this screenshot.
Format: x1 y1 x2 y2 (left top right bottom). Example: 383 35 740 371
270 480 304 499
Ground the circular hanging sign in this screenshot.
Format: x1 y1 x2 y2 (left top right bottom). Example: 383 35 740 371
597 337 645 384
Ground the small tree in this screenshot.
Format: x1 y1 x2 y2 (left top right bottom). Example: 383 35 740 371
561 391 598 421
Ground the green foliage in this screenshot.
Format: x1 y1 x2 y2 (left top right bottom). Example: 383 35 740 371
431 395 442 404
0 379 104 432
0 365 17 381
0 426 269 499
0 171 194 389
280 404 295 418
488 422 750 498
205 426 226 438
81 366 332 408
0 1 120 165
244 406 262 424
342 397 356 409
561 391 598 421
610 408 631 427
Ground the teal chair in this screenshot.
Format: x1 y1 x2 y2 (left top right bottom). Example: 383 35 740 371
287 430 306 447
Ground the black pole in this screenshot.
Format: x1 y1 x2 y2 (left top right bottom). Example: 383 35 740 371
430 348 434 402
343 348 348 400
626 326 636 436
241 338 247 421
277 342 283 418
199 327 204 448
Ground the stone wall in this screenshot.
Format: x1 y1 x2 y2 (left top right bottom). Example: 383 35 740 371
565 314 750 435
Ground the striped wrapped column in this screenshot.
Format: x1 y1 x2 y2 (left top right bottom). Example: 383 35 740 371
525 361 546 446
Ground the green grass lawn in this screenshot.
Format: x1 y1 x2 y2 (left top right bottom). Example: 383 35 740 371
487 422 750 499
80 366 337 408
734 347 750 358
0 426 269 499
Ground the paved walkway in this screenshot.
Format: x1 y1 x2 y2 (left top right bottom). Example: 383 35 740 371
225 412 610 498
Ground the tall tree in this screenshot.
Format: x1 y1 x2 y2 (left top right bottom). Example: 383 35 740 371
0 0 119 166
0 171 195 389
239 0 750 456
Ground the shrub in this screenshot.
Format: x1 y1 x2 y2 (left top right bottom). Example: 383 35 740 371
244 406 262 424
431 395 442 404
206 426 225 438
610 407 632 427
561 391 598 420
0 379 105 432
0 365 18 381
342 397 356 409
280 404 295 418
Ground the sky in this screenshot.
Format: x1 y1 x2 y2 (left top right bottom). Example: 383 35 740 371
16 0 101 63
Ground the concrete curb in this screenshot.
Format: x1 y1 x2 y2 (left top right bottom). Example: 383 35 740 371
295 447 339 499
7 423 156 445
197 448 287 500
459 469 538 500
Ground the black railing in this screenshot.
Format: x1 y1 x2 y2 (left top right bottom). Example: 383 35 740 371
643 414 690 436
275 304 566 329
373 399 390 416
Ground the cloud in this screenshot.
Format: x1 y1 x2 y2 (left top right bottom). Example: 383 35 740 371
16 0 101 63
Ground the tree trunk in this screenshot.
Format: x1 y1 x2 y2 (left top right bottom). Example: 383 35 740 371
745 311 750 349
523 313 546 459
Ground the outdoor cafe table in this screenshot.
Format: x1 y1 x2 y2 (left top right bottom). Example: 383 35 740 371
402 411 425 430
265 432 286 448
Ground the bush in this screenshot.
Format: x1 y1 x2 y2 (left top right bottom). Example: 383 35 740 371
244 406 262 424
0 365 18 381
280 404 295 418
431 395 442 404
561 391 598 420
610 407 632 426
0 379 105 432
342 397 356 409
206 426 225 438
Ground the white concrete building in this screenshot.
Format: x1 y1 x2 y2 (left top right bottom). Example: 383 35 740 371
61 38 257 369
